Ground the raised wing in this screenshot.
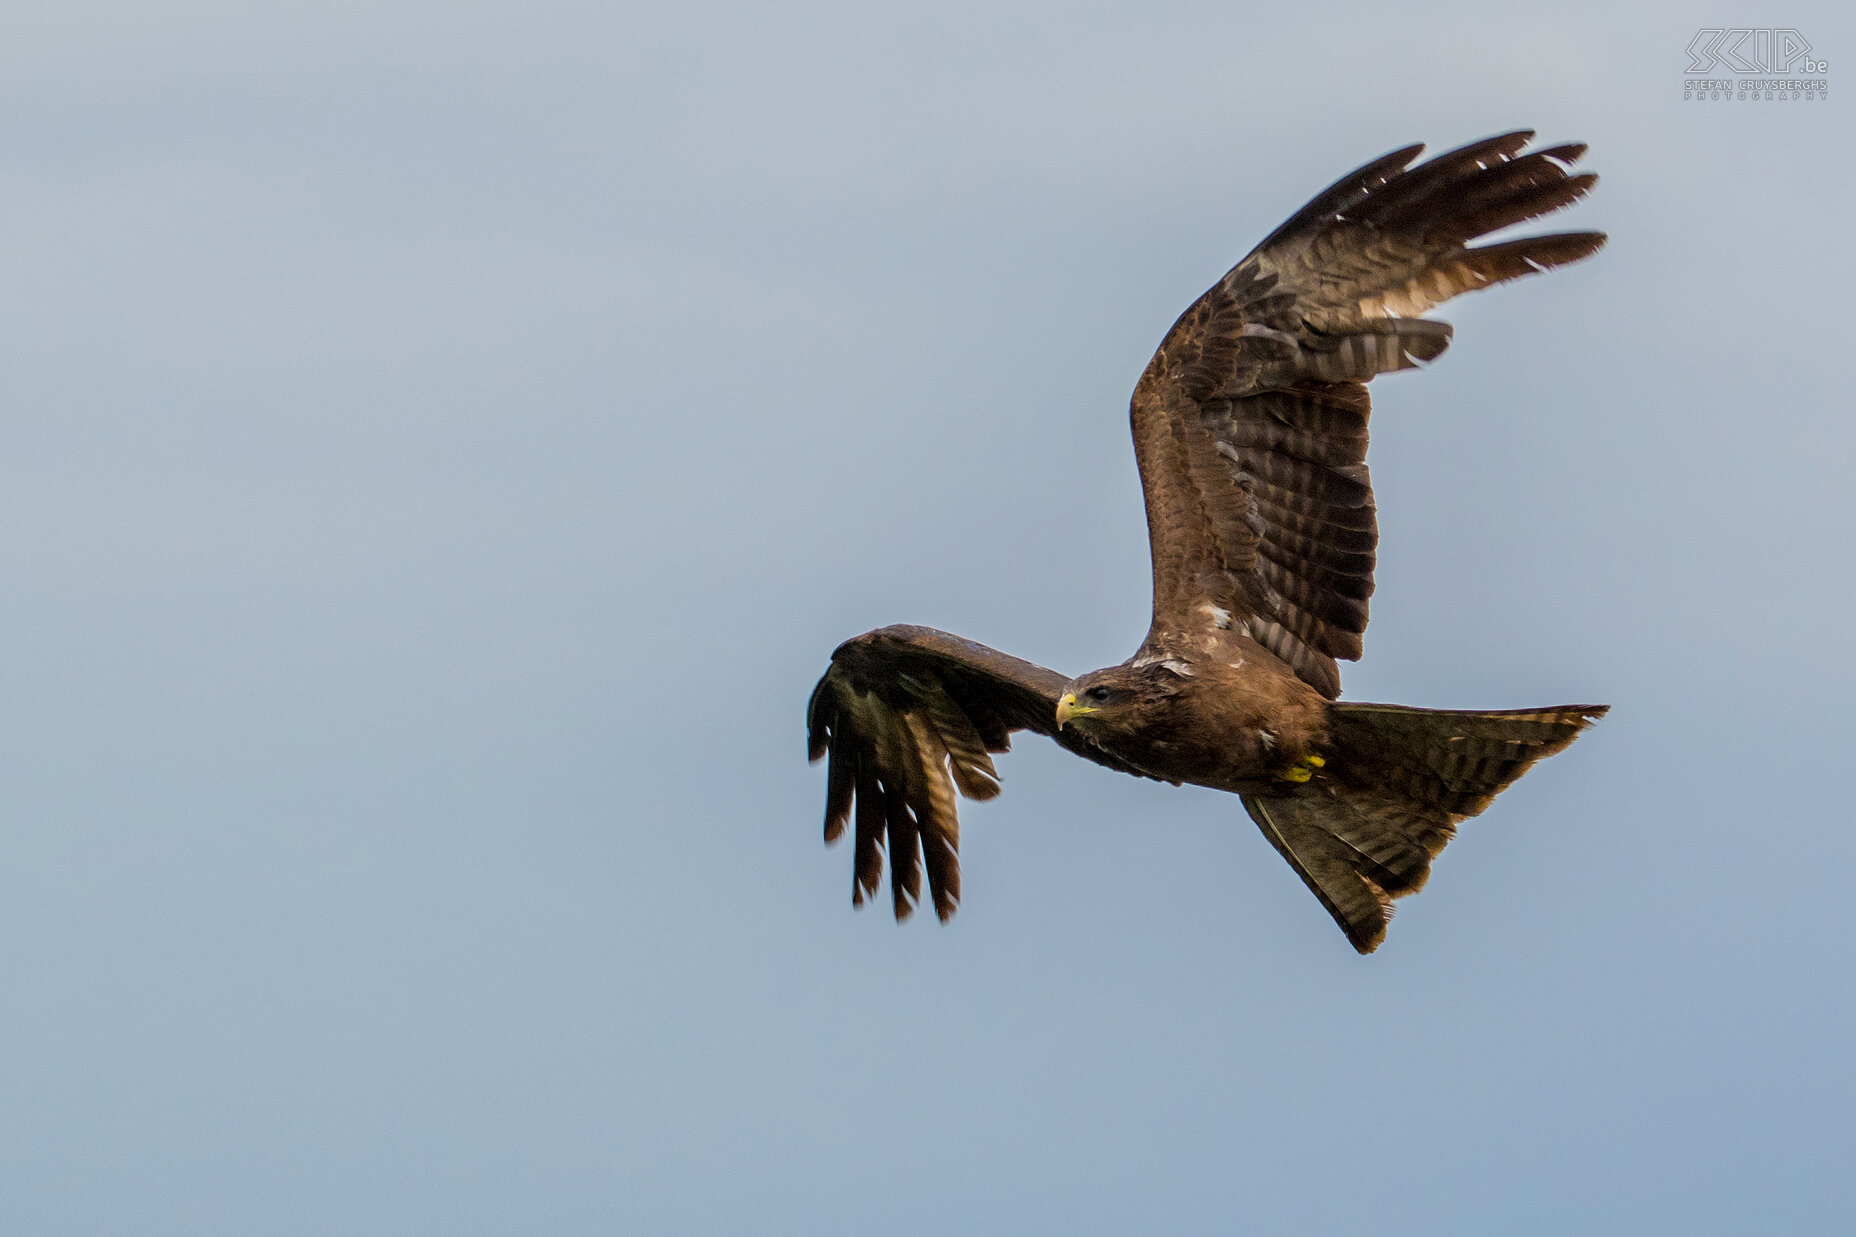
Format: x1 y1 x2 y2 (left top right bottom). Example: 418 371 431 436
806 625 1145 921
1132 131 1603 696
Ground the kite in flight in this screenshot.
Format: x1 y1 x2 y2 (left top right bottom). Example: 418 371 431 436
806 131 1607 953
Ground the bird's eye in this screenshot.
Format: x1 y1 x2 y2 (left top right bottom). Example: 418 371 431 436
1086 686 1112 702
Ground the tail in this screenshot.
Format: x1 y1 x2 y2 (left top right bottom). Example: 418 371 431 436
1242 702 1606 954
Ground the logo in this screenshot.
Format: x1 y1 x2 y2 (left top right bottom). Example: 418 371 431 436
1686 29 1822 74
1683 28 1828 101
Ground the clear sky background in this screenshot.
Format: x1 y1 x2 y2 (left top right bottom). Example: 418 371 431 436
1 2 1851 1232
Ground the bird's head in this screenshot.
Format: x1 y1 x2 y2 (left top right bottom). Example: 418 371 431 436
1056 661 1187 732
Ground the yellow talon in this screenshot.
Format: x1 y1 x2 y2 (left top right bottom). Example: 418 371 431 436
1278 753 1327 783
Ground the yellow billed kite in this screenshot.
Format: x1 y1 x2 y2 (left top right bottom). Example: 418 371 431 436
807 132 1607 952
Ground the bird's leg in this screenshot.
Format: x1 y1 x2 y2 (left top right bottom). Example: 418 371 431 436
1277 753 1327 784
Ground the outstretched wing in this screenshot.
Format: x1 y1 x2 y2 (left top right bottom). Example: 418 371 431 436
1133 131 1603 696
806 625 1146 921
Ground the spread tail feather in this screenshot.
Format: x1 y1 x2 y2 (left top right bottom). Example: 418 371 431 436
1242 702 1606 953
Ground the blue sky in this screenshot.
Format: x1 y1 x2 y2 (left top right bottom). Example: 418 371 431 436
0 2 1851 1232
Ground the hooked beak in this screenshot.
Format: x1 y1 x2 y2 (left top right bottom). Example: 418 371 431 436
1056 692 1097 730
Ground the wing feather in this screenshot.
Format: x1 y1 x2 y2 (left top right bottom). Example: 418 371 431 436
1132 133 1603 695
807 625 1150 921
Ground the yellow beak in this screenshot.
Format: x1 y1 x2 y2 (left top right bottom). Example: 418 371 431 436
1056 692 1096 729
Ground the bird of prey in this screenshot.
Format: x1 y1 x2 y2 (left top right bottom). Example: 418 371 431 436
805 131 1607 953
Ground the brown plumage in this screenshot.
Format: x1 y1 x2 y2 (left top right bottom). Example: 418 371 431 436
805 132 1608 952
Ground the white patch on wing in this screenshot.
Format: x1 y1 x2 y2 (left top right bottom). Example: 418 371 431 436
1133 651 1196 676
